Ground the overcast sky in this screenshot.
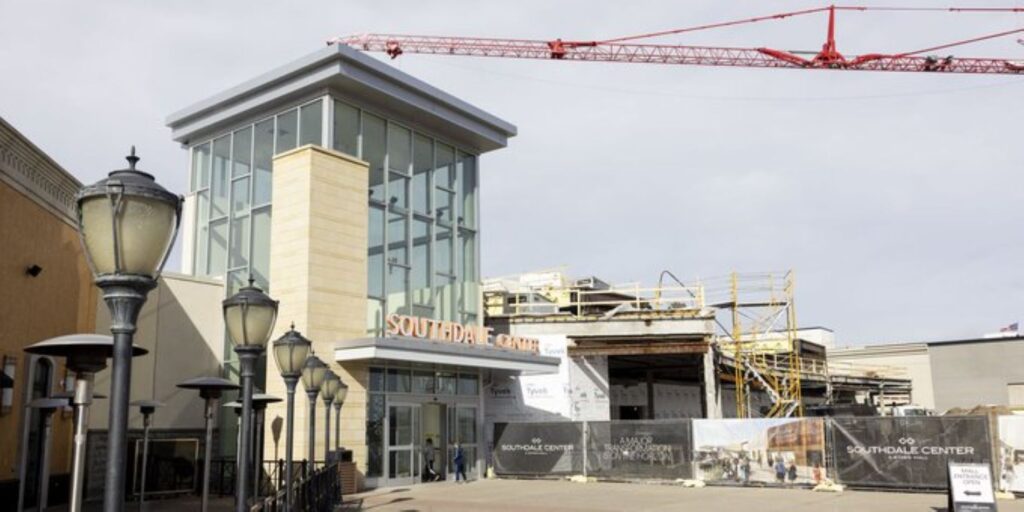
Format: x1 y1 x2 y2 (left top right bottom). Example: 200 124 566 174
2 1 1022 345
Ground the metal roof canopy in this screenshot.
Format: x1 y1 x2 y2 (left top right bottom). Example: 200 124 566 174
334 336 560 375
166 44 517 153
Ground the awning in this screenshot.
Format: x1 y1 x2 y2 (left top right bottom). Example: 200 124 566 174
334 336 560 375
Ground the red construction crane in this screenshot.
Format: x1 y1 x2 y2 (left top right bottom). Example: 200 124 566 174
329 5 1024 75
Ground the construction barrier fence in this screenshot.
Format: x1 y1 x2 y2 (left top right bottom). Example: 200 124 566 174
491 415 1018 492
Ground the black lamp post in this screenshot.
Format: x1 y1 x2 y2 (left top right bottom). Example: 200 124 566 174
332 379 349 459
177 377 239 512
77 147 182 512
24 334 147 512
222 278 278 512
271 325 311 512
130 400 163 505
320 372 338 463
251 393 282 499
300 353 327 472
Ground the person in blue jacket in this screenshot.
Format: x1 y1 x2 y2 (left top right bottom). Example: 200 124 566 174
454 442 468 483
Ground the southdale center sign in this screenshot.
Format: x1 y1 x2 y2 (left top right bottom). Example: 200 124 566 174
385 314 540 354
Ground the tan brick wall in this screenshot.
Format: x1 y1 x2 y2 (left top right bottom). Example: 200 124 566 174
262 145 370 488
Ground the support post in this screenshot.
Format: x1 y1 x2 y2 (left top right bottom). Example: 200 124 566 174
69 373 94 512
201 398 216 512
235 347 260 512
99 277 154 512
284 377 297 512
140 414 151 503
307 390 318 470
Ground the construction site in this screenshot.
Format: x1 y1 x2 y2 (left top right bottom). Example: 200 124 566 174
482 269 912 423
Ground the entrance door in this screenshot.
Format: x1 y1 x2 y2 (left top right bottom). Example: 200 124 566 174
420 403 447 481
387 404 419 486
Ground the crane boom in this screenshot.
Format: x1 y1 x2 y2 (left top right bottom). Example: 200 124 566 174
337 33 1023 75
331 5 1024 75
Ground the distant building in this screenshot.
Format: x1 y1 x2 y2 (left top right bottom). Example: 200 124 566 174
830 334 1024 412
0 115 96 508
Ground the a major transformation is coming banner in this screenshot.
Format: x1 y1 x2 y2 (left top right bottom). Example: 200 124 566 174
692 418 826 486
492 422 583 476
831 416 992 490
586 420 693 479
998 415 1024 493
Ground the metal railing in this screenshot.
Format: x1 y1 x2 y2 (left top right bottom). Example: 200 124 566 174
252 462 340 512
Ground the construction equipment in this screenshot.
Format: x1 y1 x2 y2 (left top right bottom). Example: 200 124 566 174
332 5 1024 75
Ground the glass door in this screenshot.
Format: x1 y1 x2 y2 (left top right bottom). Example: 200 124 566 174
387 403 419 486
447 406 478 481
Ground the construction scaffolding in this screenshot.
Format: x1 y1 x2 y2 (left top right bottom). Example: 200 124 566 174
705 271 803 418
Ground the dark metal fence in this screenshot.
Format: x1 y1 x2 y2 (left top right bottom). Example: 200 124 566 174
252 462 341 512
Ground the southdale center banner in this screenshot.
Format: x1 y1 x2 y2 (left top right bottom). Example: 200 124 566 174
492 422 583 476
831 416 992 490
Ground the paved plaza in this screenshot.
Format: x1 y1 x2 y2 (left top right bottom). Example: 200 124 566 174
341 479 1024 512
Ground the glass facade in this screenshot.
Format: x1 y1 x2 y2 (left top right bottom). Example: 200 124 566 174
187 95 481 325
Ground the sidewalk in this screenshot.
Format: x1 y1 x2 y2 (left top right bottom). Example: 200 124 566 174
340 478 1024 511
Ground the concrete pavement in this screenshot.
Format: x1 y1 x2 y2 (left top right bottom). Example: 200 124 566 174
341 478 1024 511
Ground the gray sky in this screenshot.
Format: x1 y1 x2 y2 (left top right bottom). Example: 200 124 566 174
2 1 1022 345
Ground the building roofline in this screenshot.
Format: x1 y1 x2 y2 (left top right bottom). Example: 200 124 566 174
0 115 82 226
166 45 516 152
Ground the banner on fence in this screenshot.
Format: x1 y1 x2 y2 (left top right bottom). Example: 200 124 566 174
998 415 1024 493
586 420 692 479
492 422 583 475
831 416 991 490
692 418 825 486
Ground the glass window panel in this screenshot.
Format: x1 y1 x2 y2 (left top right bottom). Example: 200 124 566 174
411 220 430 305
366 393 384 477
388 451 411 479
363 113 386 200
460 232 476 282
232 127 252 177
229 215 249 269
367 298 384 336
387 267 408 315
434 276 455 321
435 143 455 189
412 135 431 214
388 172 407 210
332 100 359 156
251 208 271 290
413 371 435 394
194 191 209 276
459 152 476 228
463 446 477 476
211 136 231 218
458 374 479 396
276 109 298 154
191 143 211 191
388 124 411 175
208 219 228 276
253 119 274 206
436 371 456 395
368 207 384 297
231 177 250 216
369 368 385 392
299 101 323 147
457 407 477 443
227 269 247 296
436 225 453 275
387 369 411 394
388 213 407 264
435 190 453 224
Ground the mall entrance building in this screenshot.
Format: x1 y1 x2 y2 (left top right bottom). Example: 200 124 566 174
165 44 558 490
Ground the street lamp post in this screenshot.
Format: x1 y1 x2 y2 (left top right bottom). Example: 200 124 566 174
300 354 328 474
271 325 311 512
24 335 147 512
251 393 282 500
130 400 162 505
320 373 338 463
177 377 239 512
222 278 279 512
77 148 182 512
332 381 348 457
